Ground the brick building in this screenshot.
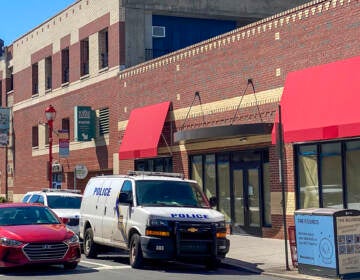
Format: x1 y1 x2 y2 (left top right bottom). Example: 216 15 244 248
0 0 360 238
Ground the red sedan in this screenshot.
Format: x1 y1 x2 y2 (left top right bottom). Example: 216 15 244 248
0 203 81 270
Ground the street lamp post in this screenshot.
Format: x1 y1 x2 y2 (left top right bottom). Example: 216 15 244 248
45 105 56 189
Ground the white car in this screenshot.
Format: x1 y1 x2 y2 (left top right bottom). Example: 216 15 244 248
22 189 82 236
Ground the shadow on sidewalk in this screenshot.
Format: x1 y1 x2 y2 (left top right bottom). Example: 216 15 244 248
222 257 264 274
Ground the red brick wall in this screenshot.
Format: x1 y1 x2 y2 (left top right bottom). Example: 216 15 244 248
52 52 61 89
109 21 125 68
69 42 80 82
79 13 110 40
13 76 121 193
13 68 31 104
60 34 71 49
8 1 360 236
31 44 53 64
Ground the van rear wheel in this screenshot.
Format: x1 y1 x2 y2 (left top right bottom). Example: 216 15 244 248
129 233 144 268
84 228 98 258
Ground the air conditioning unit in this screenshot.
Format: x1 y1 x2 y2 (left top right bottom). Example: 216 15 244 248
152 26 166 38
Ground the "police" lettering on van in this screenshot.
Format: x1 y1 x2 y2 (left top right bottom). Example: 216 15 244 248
171 213 209 219
93 187 111 196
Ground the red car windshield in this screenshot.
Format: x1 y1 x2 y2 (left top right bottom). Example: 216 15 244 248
0 206 60 226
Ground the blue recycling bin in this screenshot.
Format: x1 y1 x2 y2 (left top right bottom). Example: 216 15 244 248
295 208 360 278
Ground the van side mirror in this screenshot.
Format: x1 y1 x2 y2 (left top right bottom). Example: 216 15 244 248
118 192 133 205
209 196 217 208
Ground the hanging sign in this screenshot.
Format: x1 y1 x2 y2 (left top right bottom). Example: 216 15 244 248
74 106 95 141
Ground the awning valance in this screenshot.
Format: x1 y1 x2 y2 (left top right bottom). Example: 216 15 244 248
174 123 273 144
119 101 171 160
272 56 360 143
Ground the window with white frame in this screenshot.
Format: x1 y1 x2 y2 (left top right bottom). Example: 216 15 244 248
99 28 109 69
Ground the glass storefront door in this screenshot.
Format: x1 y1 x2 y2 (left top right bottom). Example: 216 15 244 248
232 162 261 236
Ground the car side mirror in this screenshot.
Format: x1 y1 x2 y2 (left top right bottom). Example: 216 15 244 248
209 196 217 208
61 217 69 224
118 192 133 205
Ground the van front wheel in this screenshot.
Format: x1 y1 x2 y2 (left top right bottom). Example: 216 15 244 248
84 228 98 258
129 233 144 268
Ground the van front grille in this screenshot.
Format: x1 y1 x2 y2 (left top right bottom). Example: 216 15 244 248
175 222 216 257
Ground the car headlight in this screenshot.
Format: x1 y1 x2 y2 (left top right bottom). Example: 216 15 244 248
65 234 79 245
147 219 169 227
146 219 170 237
0 237 23 247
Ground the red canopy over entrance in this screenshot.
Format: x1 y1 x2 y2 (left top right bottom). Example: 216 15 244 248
273 56 360 143
119 101 171 160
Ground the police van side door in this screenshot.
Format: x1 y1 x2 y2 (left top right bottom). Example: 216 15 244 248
111 180 133 246
100 179 116 243
92 179 112 243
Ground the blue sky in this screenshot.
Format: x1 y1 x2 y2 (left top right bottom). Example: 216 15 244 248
1 0 76 46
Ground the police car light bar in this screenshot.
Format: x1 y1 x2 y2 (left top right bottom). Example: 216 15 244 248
127 170 184 179
42 188 81 193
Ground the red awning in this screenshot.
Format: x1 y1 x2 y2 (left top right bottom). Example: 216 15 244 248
272 56 360 143
119 101 171 160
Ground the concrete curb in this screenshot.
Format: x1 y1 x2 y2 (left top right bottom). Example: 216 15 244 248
222 258 328 280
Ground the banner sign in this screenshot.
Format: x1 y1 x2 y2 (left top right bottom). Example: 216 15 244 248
74 106 95 141
0 108 10 147
58 129 69 158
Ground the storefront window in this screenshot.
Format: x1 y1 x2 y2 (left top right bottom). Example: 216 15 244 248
191 155 203 189
204 154 216 199
135 157 172 172
346 141 360 210
298 145 319 208
190 149 269 232
321 143 343 208
217 154 231 223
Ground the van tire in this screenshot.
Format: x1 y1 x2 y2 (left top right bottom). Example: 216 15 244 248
129 233 144 268
84 228 98 258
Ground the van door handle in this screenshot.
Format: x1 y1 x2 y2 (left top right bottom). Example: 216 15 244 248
104 206 107 215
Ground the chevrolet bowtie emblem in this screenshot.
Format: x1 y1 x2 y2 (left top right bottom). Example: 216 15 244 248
187 227 198 233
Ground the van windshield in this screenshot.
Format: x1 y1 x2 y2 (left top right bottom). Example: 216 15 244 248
135 180 209 208
47 195 82 209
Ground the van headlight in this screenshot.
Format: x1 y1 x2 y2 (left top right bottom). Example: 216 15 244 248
147 218 169 227
146 219 170 237
214 220 227 238
214 220 226 228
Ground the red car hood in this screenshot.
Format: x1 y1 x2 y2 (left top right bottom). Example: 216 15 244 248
1 224 73 243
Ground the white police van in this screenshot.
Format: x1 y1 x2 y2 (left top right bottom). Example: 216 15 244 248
79 171 229 269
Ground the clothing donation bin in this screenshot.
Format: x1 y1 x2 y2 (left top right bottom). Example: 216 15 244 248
295 208 360 279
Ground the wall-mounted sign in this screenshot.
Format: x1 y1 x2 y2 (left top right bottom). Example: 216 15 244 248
74 106 95 141
75 164 88 180
58 129 69 158
52 163 63 173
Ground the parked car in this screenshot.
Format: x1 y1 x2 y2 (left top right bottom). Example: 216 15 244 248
0 203 81 270
22 189 82 236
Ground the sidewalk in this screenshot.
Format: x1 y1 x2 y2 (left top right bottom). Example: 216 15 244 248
223 234 327 280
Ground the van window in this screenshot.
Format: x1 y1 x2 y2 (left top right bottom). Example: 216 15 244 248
118 180 133 204
29 194 44 204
